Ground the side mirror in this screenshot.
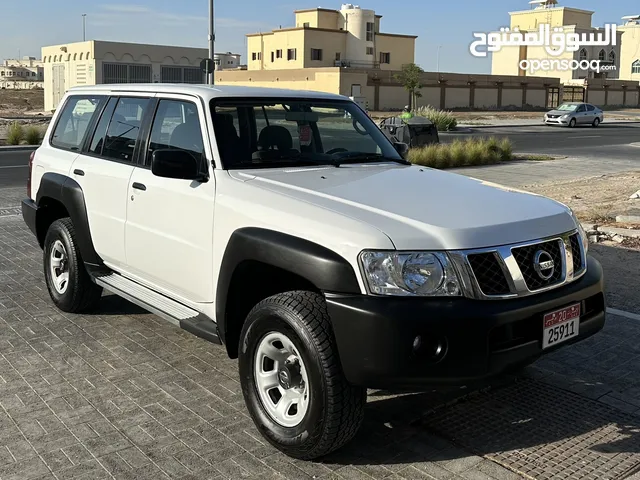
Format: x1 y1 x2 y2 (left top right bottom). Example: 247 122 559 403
151 149 207 181
394 142 410 159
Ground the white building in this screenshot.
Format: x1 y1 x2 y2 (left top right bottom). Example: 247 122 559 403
1 57 44 89
41 40 209 111
214 52 243 70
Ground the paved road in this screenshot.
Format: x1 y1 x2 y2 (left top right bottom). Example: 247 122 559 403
0 149 33 188
442 123 640 154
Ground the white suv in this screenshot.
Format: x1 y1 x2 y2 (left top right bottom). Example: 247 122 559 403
22 84 606 460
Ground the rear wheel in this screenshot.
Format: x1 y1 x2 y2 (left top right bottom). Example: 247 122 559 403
43 218 102 313
238 291 366 460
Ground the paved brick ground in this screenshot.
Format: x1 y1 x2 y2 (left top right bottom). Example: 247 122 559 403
1 185 639 479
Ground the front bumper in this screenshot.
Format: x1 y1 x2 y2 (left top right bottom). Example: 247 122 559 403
327 256 605 389
544 117 570 125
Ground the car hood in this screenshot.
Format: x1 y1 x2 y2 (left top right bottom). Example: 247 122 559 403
229 164 577 250
547 110 574 116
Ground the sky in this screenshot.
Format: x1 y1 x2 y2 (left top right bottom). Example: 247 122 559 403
1 0 638 74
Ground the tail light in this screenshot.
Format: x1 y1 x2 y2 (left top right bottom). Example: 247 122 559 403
27 150 35 198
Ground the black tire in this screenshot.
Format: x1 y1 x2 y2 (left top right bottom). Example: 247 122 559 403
569 118 577 128
238 291 366 460
43 218 102 313
593 117 600 127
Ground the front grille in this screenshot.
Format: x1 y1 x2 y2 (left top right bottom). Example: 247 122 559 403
569 233 583 273
512 240 564 291
467 252 511 296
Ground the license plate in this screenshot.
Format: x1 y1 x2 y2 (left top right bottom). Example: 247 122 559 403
542 303 581 350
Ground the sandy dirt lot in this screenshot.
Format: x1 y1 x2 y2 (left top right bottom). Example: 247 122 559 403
523 171 640 226
0 89 45 116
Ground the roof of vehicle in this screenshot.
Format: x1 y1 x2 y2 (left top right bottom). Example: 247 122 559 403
66 83 349 102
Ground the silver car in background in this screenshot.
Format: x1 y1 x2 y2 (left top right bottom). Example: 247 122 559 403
544 102 604 128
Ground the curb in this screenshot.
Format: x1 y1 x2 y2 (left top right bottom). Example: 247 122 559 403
457 120 640 129
0 145 38 152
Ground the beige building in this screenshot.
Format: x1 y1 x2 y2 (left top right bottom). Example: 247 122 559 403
619 15 640 82
1 57 44 89
41 40 209 111
491 0 623 84
246 4 416 71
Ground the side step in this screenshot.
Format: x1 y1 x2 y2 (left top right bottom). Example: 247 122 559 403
94 272 221 345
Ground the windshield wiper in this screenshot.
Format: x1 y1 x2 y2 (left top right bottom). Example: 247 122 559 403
332 152 411 167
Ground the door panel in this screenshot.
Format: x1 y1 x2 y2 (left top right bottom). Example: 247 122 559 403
124 96 215 302
73 94 152 268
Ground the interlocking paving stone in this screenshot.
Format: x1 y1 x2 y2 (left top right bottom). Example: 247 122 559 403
421 379 640 480
1 198 639 479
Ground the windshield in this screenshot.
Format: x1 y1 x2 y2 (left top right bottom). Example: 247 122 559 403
210 98 403 169
557 103 579 111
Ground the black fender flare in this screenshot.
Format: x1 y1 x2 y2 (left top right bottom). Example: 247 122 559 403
216 227 361 344
36 172 103 267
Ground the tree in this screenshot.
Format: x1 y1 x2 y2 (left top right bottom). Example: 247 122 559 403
394 63 424 111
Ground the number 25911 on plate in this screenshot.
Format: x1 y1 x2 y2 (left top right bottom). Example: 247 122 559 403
542 303 581 350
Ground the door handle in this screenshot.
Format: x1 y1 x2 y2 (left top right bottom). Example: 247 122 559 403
132 182 146 191
73 169 84 176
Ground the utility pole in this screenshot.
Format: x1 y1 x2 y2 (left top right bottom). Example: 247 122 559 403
208 0 215 85
437 45 442 73
82 14 87 41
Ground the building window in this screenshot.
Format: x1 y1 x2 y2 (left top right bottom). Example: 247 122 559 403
380 52 391 64
598 49 606 61
609 50 616 63
579 48 587 61
287 48 297 61
252 52 257 61
311 48 323 61
103 63 152 84
160 65 202 84
366 22 374 41
271 52 275 62
366 47 374 55
276 49 283 59
303 22 310 27
335 52 341 61
633 60 640 74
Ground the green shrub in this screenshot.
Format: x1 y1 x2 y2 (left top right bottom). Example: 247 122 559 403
408 137 515 169
413 106 458 131
6 122 24 145
24 125 43 145
498 137 513 161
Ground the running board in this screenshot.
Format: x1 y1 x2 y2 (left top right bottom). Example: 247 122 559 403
94 273 221 345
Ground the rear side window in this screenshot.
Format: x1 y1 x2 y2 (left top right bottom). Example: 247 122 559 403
587 105 595 111
50 96 105 151
101 97 150 162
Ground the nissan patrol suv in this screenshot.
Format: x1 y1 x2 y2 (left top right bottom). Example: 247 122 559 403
22 84 606 460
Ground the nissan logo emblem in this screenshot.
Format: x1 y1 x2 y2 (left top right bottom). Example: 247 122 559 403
534 250 555 280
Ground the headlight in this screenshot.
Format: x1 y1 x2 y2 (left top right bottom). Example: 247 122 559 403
561 114 570 119
569 209 589 255
359 251 462 297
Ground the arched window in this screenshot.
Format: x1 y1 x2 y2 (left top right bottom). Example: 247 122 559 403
598 49 606 61
86 52 91 60
633 60 640 74
579 48 588 61
79 53 84 60
609 50 616 63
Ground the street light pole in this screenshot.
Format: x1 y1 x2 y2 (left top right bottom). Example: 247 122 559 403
437 45 442 73
82 14 87 42
208 0 215 85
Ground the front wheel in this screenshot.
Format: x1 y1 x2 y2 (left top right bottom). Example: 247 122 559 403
568 118 577 128
238 291 366 460
593 117 600 127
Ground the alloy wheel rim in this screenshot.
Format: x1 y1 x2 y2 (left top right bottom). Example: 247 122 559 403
50 240 69 294
254 331 310 428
